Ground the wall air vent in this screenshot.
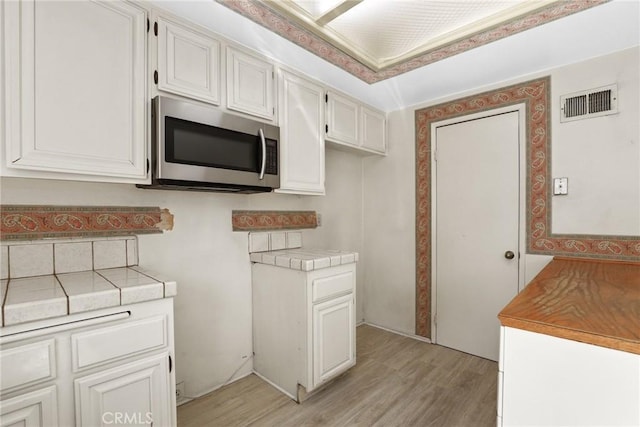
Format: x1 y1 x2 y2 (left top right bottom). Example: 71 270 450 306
560 84 618 122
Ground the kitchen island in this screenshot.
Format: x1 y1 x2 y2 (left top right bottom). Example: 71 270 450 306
496 257 640 426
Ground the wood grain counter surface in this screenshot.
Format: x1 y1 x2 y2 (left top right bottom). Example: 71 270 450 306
498 257 640 355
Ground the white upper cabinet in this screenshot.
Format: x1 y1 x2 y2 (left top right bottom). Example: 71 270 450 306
156 16 220 105
277 70 325 195
325 91 387 155
226 47 275 121
360 106 387 154
325 91 359 146
2 0 148 182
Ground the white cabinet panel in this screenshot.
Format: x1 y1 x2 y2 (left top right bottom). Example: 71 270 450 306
0 386 58 427
72 315 168 371
312 293 355 387
361 106 387 154
500 327 640 426
226 47 275 120
326 91 359 146
157 17 220 105
75 353 172 427
312 271 354 302
0 339 56 393
3 0 147 181
277 70 324 195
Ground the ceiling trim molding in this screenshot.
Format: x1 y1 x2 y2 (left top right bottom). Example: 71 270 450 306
217 0 609 84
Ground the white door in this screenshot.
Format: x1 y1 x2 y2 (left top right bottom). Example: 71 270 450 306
435 111 520 361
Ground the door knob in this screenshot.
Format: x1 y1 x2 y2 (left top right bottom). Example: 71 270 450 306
504 251 515 260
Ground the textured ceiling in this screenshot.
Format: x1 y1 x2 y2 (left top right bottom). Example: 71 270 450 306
218 0 610 83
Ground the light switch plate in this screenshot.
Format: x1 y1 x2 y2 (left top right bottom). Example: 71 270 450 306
553 177 569 195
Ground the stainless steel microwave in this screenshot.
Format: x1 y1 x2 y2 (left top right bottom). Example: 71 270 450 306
139 96 279 193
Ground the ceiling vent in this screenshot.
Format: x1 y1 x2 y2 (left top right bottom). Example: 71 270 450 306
560 84 618 123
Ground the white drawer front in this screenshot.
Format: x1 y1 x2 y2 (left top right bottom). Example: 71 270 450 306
72 315 167 371
0 339 56 392
312 271 354 303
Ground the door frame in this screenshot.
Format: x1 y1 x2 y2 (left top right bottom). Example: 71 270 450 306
430 104 527 342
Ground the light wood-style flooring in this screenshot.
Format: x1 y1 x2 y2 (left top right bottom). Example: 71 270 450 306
177 324 498 427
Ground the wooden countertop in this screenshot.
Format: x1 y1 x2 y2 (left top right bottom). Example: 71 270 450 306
498 257 640 355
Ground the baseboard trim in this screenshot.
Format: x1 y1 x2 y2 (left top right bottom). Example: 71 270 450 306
176 370 254 406
362 322 432 343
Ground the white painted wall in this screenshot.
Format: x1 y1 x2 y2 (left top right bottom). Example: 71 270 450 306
0 148 364 400
551 48 639 236
363 47 640 336
362 109 416 335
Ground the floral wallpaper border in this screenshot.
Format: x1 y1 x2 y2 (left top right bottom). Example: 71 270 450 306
0 205 173 241
232 210 317 231
217 0 608 84
414 76 640 338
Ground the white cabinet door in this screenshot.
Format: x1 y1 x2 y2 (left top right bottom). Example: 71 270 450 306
326 91 359 146
226 47 275 120
157 17 220 105
277 70 325 195
361 106 387 154
0 386 58 427
75 353 172 427
3 0 147 181
312 293 355 388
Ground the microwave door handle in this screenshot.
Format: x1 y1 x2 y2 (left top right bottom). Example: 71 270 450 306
259 128 266 180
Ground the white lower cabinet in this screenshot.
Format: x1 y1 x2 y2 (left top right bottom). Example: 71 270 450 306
498 326 640 426
252 262 356 401
0 299 176 427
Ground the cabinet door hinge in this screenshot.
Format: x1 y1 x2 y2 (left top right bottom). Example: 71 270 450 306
154 21 158 36
325 124 328 133
154 70 158 85
433 150 437 162
325 93 328 103
147 19 150 33
146 159 150 174
169 355 173 373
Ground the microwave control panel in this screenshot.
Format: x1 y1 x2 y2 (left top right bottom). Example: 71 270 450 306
265 139 278 175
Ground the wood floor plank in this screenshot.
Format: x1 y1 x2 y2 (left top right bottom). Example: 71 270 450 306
178 324 497 427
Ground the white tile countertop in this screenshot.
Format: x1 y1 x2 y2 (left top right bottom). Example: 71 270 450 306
250 248 358 271
0 266 176 327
